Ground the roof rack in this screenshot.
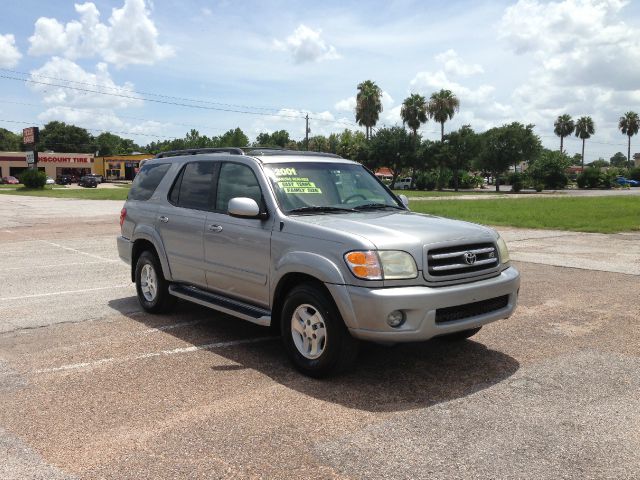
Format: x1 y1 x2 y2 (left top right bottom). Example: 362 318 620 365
155 148 245 158
153 147 342 160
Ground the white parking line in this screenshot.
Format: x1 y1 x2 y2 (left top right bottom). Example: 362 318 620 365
142 320 203 334
0 284 132 301
2 259 119 271
2 229 114 262
32 337 275 374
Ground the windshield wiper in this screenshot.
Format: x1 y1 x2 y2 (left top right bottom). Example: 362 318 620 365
352 203 404 210
288 206 357 214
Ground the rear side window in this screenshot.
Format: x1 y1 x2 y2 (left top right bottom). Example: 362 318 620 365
128 162 171 201
170 161 215 210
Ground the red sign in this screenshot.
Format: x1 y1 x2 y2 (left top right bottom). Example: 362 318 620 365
38 156 91 163
23 127 39 145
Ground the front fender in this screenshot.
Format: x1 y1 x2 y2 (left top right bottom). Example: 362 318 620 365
273 251 347 286
131 225 173 281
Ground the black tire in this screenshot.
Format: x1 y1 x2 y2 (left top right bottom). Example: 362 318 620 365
440 326 482 341
281 283 359 378
135 250 176 313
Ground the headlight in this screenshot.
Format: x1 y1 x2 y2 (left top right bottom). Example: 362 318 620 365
496 236 510 264
344 250 417 280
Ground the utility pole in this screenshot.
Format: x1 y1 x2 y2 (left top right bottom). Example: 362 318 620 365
305 114 310 151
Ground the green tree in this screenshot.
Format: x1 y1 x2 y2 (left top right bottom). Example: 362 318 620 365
368 126 414 186
588 158 609 168
255 130 290 147
619 111 639 168
400 93 428 137
574 116 595 168
553 114 574 153
355 80 383 140
95 132 122 156
527 150 571 189
476 122 542 191
308 135 329 152
427 89 459 141
0 128 21 151
40 121 95 153
610 152 628 168
219 127 249 147
441 125 481 191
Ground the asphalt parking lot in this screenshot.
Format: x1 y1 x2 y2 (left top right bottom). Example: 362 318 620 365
1 195 639 479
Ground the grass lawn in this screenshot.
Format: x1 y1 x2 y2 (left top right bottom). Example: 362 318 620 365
0 185 130 201
410 196 640 233
392 189 505 197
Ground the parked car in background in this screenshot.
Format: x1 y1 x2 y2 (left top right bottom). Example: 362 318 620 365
46 176 55 185
616 176 640 187
392 177 412 190
56 175 73 185
84 173 103 183
78 175 98 188
1 176 19 184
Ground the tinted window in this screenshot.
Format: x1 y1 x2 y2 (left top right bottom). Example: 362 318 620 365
175 161 215 210
216 163 263 212
128 162 171 201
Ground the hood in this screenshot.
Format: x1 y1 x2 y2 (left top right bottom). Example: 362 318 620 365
292 210 496 250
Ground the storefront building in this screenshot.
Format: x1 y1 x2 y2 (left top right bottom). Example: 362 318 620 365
0 152 95 179
94 154 154 181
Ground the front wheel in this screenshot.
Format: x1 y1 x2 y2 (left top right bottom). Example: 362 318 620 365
135 251 175 313
281 283 359 377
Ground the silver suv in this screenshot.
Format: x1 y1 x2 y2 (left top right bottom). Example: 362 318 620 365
118 148 520 377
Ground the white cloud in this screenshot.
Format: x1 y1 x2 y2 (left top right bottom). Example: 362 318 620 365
435 49 483 77
500 0 640 150
334 96 356 112
273 24 340 64
28 0 173 67
29 57 143 111
0 33 22 67
410 70 495 105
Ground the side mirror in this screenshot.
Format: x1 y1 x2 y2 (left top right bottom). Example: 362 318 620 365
228 197 266 219
399 194 409 208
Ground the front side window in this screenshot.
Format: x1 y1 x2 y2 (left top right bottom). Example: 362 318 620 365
216 162 263 212
171 161 215 210
128 162 170 201
263 162 402 214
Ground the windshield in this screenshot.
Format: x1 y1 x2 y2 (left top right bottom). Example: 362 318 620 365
263 162 403 214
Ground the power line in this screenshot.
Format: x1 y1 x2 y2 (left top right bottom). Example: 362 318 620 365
0 73 361 129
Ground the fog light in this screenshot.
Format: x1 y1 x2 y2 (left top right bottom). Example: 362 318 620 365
387 310 406 328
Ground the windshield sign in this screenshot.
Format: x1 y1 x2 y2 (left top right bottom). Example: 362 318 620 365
264 162 402 214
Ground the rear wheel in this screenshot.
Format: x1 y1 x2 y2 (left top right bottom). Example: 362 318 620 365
281 283 359 377
440 326 482 341
135 250 175 313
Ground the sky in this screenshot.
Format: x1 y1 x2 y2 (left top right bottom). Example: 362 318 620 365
0 0 640 162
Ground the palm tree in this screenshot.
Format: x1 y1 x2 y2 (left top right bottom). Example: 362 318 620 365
355 80 383 140
554 114 574 153
574 116 595 169
400 93 428 137
619 111 640 168
427 89 459 141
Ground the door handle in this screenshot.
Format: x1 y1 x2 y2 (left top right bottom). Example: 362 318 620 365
158 215 169 223
208 224 223 232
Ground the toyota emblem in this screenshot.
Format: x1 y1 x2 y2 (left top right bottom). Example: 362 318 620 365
463 252 477 265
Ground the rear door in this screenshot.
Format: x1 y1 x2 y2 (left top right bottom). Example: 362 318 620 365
156 161 216 288
204 162 273 307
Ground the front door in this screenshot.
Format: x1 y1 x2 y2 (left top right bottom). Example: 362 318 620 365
204 162 273 307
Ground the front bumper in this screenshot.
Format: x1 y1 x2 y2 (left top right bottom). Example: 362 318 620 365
329 266 520 342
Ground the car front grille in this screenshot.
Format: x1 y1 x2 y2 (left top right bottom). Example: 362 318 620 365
435 295 510 324
426 242 499 278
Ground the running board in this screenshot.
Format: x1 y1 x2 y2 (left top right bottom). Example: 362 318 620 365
168 284 271 327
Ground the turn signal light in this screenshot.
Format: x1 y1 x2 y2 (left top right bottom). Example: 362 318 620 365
344 251 382 280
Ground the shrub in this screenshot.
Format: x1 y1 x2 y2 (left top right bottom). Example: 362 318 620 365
629 167 640 181
577 167 601 189
20 169 47 188
534 183 544 192
436 168 452 190
456 172 483 189
414 171 437 190
509 172 524 192
528 150 570 190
